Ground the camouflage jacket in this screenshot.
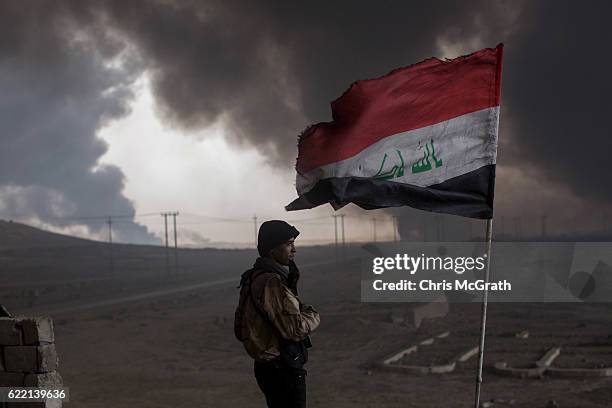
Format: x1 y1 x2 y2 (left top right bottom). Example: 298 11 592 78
234 257 320 362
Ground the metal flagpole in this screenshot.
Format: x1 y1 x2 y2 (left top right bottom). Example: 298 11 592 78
474 218 494 408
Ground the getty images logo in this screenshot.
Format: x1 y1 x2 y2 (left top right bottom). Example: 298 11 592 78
372 253 487 275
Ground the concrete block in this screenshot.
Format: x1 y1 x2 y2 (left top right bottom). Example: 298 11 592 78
0 318 23 345
21 317 54 345
37 344 59 373
452 346 479 363
408 298 449 328
24 371 63 387
4 344 58 373
536 347 561 368
0 371 25 387
5 346 37 372
493 361 546 378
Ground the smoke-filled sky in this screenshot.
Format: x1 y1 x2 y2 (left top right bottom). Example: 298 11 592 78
1 1 610 245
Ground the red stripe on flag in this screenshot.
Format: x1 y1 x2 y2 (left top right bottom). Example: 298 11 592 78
297 44 504 173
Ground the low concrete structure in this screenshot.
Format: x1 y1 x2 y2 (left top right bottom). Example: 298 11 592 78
379 331 477 374
0 315 63 407
407 296 449 328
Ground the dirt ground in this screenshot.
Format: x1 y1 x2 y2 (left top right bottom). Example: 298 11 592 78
1 221 610 407
30 258 611 408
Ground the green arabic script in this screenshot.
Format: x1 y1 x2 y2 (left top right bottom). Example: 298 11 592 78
373 150 405 180
412 139 443 174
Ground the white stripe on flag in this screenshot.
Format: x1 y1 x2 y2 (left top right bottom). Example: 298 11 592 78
297 107 499 194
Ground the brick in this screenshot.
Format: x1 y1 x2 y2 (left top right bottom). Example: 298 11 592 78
24 371 63 387
37 344 59 373
21 317 54 345
4 344 58 373
0 318 23 345
5 346 37 372
0 371 24 387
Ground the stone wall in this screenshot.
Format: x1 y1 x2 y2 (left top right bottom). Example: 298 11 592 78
0 316 63 408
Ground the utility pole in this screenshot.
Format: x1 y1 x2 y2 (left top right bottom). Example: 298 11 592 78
107 216 114 278
253 214 258 247
171 212 179 275
161 212 170 276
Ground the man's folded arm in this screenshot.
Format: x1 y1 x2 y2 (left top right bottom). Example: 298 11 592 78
262 276 320 342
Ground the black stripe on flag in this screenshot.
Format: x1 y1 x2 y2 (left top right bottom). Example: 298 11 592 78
285 165 495 219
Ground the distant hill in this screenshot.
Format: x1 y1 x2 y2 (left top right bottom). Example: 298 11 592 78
0 219 103 249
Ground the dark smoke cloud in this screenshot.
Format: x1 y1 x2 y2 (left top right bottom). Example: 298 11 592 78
0 2 159 243
498 1 612 205
95 0 610 228
1 0 610 242
88 0 520 168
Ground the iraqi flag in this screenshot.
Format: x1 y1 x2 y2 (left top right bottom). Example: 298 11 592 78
286 44 504 219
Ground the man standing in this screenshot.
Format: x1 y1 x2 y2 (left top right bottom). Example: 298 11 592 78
235 220 320 408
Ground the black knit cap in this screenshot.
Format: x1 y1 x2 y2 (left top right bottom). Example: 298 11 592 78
257 220 300 257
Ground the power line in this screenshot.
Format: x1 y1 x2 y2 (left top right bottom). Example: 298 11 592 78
161 212 170 276
0 210 345 227
180 212 249 223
